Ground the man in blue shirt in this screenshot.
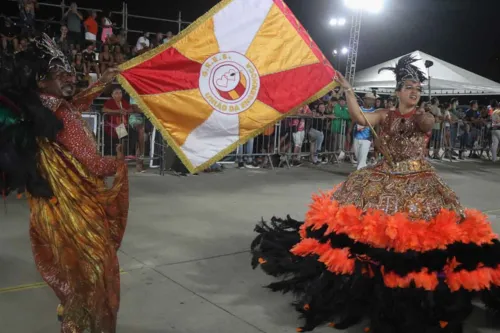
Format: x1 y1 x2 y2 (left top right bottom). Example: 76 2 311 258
353 93 377 169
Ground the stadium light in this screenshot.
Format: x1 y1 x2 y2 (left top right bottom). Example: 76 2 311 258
333 49 338 55
344 0 384 13
329 17 346 26
341 47 349 55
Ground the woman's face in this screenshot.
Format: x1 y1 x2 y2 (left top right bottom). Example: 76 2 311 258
397 80 421 108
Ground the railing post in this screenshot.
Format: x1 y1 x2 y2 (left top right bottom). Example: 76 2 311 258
178 11 182 33
61 0 65 18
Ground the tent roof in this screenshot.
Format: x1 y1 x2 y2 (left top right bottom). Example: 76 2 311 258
353 50 500 96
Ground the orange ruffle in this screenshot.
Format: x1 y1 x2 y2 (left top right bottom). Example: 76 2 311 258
291 238 500 291
444 258 500 292
382 267 439 291
291 238 355 274
300 191 497 253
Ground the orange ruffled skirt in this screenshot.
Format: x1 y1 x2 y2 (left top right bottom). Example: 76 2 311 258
252 175 500 332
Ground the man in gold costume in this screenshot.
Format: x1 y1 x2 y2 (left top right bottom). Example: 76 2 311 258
0 34 129 333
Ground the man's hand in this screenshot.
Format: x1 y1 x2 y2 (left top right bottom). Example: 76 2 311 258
100 67 121 84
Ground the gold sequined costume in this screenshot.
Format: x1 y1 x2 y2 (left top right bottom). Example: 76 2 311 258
29 83 129 333
251 109 500 332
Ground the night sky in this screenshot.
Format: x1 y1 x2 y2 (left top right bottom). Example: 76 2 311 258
5 0 500 81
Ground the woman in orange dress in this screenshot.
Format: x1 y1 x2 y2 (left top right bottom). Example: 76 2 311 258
251 55 500 333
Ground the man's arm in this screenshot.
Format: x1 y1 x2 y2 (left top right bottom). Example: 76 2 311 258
72 68 120 112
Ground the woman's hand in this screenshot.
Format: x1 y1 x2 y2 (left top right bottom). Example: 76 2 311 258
334 71 353 91
116 144 124 160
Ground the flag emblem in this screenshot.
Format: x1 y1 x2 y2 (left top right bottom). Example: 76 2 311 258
118 0 338 173
200 52 260 114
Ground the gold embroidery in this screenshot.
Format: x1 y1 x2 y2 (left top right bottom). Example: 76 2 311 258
333 111 462 221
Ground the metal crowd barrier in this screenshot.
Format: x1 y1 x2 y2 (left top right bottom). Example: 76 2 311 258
429 120 492 161
220 116 354 168
82 108 497 173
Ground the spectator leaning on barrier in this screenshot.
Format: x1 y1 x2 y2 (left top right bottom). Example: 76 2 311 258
353 92 376 170
332 96 350 156
491 100 500 163
84 10 98 42
103 87 131 155
465 100 481 158
289 105 310 166
307 102 329 165
63 2 83 46
429 97 442 159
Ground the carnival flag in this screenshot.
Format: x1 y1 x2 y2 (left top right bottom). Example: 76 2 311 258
118 0 337 173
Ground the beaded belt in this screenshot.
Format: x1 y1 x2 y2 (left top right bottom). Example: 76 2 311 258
375 158 433 175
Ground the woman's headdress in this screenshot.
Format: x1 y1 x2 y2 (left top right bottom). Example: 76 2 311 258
378 54 427 89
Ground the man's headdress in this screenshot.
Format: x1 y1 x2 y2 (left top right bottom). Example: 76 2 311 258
33 33 75 80
378 54 427 89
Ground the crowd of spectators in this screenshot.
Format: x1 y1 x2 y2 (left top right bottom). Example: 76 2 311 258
1 1 176 90
235 92 500 170
1 1 498 174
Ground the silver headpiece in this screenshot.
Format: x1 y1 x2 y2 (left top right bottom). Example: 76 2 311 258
33 33 75 79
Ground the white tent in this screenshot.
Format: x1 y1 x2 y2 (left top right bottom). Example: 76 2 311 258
353 50 500 96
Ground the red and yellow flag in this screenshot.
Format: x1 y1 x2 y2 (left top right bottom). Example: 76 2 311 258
118 0 337 173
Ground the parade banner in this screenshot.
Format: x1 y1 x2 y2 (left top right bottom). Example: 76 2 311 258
118 0 337 173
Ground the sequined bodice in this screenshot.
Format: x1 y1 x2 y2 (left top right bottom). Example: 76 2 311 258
379 110 427 163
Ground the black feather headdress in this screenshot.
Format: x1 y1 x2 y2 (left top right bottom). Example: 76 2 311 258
378 54 427 88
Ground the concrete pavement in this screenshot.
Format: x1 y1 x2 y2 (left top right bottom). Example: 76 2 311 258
1 160 500 332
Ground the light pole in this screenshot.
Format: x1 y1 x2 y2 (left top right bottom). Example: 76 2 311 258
343 0 384 85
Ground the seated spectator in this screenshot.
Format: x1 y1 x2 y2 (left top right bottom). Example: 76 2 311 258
1 18 19 55
153 32 163 48
113 45 126 65
63 2 83 46
136 32 150 54
82 42 100 78
101 11 114 44
117 29 128 47
84 10 98 42
72 52 88 88
99 44 114 74
15 37 28 53
163 31 174 44
122 44 132 59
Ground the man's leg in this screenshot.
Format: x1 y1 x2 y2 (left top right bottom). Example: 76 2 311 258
357 139 370 170
492 131 500 162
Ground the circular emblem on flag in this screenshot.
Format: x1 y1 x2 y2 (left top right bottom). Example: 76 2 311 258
199 52 260 115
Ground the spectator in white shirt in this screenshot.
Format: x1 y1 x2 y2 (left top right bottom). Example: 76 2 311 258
135 32 150 53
